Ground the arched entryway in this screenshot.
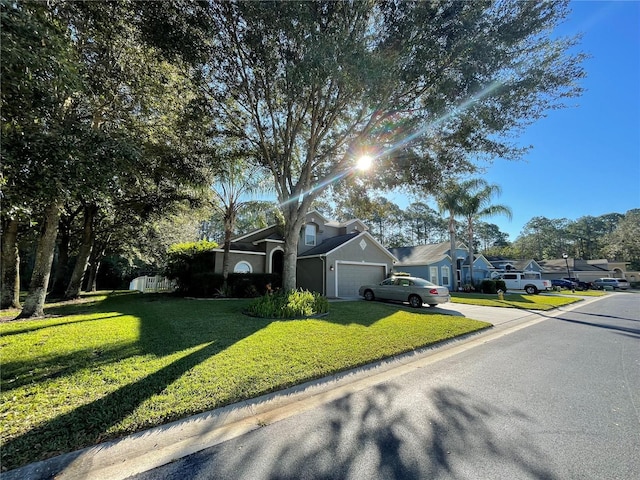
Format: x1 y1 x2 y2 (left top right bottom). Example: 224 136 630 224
270 249 284 286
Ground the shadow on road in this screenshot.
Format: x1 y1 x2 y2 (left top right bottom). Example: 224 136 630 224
155 385 558 480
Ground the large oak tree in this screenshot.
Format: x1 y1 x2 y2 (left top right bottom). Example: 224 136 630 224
205 0 585 290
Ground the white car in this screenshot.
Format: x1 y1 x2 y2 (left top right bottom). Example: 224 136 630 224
359 276 450 308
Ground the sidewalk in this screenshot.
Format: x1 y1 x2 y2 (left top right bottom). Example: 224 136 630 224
3 297 603 480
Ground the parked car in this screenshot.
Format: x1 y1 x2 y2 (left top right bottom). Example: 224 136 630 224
592 278 630 290
359 276 450 308
562 277 590 291
551 278 577 290
491 271 552 294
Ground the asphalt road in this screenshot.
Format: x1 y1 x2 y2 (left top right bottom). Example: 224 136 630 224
129 293 640 480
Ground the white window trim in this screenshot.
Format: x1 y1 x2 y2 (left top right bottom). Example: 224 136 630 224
233 261 253 274
429 267 438 284
305 224 316 246
441 266 450 286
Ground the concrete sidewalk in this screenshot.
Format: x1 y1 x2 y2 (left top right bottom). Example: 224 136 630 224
4 297 603 480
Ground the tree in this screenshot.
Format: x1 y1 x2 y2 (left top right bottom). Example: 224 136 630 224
603 209 640 268
205 0 585 290
436 180 467 290
458 180 512 284
514 216 571 259
210 159 271 288
2 1 214 316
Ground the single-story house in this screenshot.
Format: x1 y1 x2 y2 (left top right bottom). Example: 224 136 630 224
210 210 396 297
537 258 634 283
485 257 545 274
388 242 471 291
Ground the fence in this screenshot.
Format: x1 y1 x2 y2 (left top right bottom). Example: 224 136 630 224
129 275 176 293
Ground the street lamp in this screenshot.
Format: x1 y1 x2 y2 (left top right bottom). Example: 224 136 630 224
562 253 571 279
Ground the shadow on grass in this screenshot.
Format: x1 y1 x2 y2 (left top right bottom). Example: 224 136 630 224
1 341 140 392
1 292 272 472
0 313 127 337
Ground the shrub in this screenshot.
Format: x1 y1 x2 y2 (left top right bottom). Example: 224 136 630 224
495 279 506 292
481 279 497 294
246 289 329 319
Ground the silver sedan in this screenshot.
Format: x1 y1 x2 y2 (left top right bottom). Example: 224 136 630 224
359 276 450 308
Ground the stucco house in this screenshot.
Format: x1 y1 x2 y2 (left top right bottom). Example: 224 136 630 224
537 258 635 283
210 211 396 297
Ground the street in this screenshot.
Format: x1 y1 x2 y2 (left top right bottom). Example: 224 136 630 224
130 294 640 480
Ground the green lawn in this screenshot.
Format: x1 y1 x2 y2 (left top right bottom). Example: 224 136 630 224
1 291 491 471
450 291 586 309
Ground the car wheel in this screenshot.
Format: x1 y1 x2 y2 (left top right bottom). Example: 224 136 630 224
364 290 375 301
408 295 422 308
525 285 538 295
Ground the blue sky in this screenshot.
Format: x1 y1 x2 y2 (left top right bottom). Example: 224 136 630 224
477 0 640 240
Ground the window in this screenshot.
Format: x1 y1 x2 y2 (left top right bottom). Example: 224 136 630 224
304 224 316 246
441 266 450 286
233 261 252 274
430 267 438 284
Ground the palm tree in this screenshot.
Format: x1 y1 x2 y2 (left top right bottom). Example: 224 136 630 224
436 180 468 291
458 180 512 286
211 159 271 291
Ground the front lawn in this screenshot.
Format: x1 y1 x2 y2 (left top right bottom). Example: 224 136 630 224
0 291 490 471
450 292 584 309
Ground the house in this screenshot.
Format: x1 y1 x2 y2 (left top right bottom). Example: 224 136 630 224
485 257 545 274
388 242 470 291
537 258 633 283
211 211 396 297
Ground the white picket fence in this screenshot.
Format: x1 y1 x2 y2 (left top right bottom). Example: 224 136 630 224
129 275 176 293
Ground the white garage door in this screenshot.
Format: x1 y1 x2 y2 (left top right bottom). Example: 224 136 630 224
337 264 386 297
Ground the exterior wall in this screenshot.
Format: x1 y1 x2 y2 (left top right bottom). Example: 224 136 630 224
297 221 341 256
392 260 451 286
297 257 325 294
469 258 493 284
213 251 266 274
325 235 393 296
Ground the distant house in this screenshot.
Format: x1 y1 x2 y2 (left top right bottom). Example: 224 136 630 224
388 242 471 290
211 211 396 297
485 257 545 274
537 258 631 282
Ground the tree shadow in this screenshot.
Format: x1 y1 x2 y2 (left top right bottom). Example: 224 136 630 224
1 292 272 471
175 385 557 480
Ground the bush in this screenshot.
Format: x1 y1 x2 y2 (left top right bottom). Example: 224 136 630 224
246 289 329 319
480 279 497 294
495 279 506 292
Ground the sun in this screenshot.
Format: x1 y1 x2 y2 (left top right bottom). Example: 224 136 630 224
356 155 373 171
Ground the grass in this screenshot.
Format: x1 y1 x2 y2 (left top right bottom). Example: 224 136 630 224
0 291 491 471
450 291 586 310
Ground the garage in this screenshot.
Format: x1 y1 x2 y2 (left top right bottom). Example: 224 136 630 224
337 263 386 297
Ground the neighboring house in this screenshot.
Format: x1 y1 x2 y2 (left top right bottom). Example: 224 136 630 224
538 258 633 283
388 242 470 291
485 257 545 274
211 211 396 298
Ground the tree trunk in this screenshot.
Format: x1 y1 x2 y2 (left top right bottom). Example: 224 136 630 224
17 200 62 319
221 207 236 290
64 204 97 299
85 235 109 292
50 220 71 298
467 218 474 287
281 204 306 292
1 218 21 309
448 216 457 291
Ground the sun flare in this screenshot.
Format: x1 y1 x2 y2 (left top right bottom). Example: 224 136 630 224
356 155 373 171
